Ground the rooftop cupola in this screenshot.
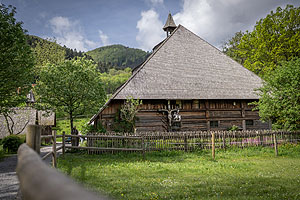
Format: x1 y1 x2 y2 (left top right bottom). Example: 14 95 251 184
163 13 177 37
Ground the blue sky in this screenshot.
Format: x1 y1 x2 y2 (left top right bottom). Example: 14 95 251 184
1 0 299 52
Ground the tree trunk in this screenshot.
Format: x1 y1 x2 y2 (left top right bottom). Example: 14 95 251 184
69 111 73 135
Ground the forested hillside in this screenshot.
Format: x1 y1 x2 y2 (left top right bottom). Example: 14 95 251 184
26 35 89 60
87 44 150 72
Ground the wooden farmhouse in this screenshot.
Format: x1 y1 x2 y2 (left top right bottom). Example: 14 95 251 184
90 14 270 132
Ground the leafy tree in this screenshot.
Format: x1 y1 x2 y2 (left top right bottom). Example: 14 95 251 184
224 5 300 77
32 37 65 72
253 58 300 130
99 68 132 94
34 57 106 133
113 97 142 133
222 31 245 64
0 4 34 127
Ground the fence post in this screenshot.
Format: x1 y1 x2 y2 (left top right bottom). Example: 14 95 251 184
222 132 226 149
26 125 41 154
62 131 65 156
141 135 145 160
52 130 57 168
273 133 278 156
184 134 188 152
211 132 215 160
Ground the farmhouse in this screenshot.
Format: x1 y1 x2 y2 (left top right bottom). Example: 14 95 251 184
90 14 270 132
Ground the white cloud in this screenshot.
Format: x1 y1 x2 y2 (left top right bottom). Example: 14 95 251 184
98 30 110 46
49 16 101 51
173 0 282 47
148 0 164 5
136 9 165 51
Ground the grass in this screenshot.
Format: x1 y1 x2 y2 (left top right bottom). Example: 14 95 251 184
57 144 300 200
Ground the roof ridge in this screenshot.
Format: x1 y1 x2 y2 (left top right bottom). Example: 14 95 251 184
90 25 182 123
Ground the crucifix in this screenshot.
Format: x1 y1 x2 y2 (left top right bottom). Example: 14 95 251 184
158 100 180 130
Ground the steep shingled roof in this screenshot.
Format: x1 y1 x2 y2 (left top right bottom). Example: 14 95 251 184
90 25 262 123
114 25 262 100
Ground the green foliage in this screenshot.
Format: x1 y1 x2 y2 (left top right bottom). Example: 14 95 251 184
30 36 65 69
34 57 106 133
99 68 131 94
112 97 142 133
253 58 300 130
2 135 23 153
228 125 239 131
86 44 149 72
112 110 134 133
224 5 300 77
58 146 300 199
27 35 91 62
82 123 106 135
0 4 34 114
222 31 245 64
120 97 142 123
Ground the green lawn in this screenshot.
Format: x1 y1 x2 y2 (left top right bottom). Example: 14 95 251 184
58 144 300 200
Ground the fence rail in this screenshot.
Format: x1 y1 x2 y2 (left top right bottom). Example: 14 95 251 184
83 130 300 155
17 144 109 200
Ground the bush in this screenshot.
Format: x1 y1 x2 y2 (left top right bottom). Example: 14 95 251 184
2 135 23 153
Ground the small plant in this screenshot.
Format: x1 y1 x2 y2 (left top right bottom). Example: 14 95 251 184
113 96 142 133
2 135 23 153
82 123 106 134
228 125 239 131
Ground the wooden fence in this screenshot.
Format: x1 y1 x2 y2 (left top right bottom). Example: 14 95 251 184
83 130 300 154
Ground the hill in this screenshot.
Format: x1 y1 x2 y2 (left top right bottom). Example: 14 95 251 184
26 35 89 60
86 45 149 72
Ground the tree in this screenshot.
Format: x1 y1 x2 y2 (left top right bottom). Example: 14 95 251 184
32 37 65 74
99 68 132 94
253 58 300 130
34 57 106 133
0 4 34 133
113 97 142 133
222 31 245 64
224 5 300 77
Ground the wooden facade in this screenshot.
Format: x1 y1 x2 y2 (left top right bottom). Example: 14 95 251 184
95 99 269 132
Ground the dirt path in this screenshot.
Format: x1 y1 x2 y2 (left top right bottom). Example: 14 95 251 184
0 145 62 200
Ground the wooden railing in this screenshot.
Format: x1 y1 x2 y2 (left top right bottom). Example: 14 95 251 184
26 124 64 168
17 143 110 200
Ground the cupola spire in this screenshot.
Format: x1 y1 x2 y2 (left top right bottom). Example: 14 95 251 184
163 12 177 37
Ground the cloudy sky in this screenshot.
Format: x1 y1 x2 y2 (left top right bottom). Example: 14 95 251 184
1 0 299 52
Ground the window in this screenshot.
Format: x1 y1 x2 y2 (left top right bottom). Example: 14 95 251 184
210 121 219 128
246 120 254 126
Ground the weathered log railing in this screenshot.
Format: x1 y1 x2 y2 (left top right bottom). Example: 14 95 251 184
17 144 110 200
26 124 65 168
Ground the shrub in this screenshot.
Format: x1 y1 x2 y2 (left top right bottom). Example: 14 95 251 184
2 135 23 153
228 125 239 131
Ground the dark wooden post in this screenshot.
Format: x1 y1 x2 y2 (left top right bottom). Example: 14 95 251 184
273 133 278 156
62 131 65 156
211 132 215 160
184 134 188 152
52 130 57 168
141 135 145 160
26 125 41 154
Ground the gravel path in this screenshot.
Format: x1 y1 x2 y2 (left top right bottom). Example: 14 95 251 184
0 145 62 200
